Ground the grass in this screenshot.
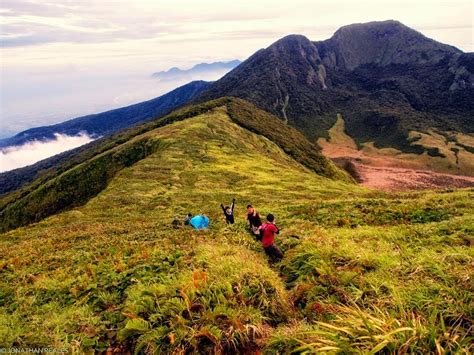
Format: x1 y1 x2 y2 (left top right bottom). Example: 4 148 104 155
1 98 347 233
0 109 472 353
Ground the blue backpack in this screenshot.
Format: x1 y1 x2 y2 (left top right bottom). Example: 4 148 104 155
190 215 209 230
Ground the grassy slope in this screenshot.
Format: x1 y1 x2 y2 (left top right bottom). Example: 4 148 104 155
0 98 348 233
1 110 473 353
318 114 474 176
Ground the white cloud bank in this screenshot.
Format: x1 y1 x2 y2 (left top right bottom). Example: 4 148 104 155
0 133 94 172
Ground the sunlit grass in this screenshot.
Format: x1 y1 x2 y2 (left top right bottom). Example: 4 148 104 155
0 110 472 353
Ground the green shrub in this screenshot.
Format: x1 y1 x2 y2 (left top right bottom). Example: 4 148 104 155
120 244 290 353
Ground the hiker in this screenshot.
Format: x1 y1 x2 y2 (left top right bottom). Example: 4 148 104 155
220 198 236 224
247 204 262 237
259 213 284 262
190 214 210 230
183 213 193 226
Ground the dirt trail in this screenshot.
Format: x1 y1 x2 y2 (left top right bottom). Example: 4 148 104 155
342 159 474 191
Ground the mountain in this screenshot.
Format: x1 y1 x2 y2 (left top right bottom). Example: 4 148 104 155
152 60 241 80
315 20 460 70
2 21 473 197
197 20 474 161
1 97 472 353
0 80 211 148
5 21 472 168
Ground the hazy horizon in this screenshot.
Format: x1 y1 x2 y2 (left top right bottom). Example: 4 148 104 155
1 0 473 138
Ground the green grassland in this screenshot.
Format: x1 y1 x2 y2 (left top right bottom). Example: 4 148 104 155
1 108 473 353
0 98 347 233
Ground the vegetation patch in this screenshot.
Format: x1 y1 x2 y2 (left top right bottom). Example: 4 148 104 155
1 98 349 232
319 115 474 177
287 196 453 227
120 244 289 353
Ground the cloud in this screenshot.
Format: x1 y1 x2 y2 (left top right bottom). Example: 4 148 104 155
1 0 472 52
0 133 94 172
0 0 77 17
0 1 334 47
0 17 181 47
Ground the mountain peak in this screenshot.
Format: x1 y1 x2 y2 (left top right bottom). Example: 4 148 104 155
332 19 437 45
269 34 316 53
335 19 406 33
318 20 460 70
273 34 311 44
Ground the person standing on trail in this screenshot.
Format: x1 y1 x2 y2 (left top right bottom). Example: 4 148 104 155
247 204 262 237
259 214 284 262
220 198 236 224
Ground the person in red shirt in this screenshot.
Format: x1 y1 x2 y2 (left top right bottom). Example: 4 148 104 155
259 213 284 262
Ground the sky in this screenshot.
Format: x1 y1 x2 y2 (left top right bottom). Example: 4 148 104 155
0 0 473 138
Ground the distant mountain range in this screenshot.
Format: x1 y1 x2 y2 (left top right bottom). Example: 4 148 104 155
152 60 241 81
5 21 472 153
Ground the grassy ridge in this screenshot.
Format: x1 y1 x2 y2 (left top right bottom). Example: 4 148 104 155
0 99 224 209
1 98 347 232
0 111 472 353
226 98 349 181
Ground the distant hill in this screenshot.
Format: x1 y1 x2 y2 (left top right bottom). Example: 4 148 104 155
197 20 474 154
0 80 211 148
152 60 241 80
